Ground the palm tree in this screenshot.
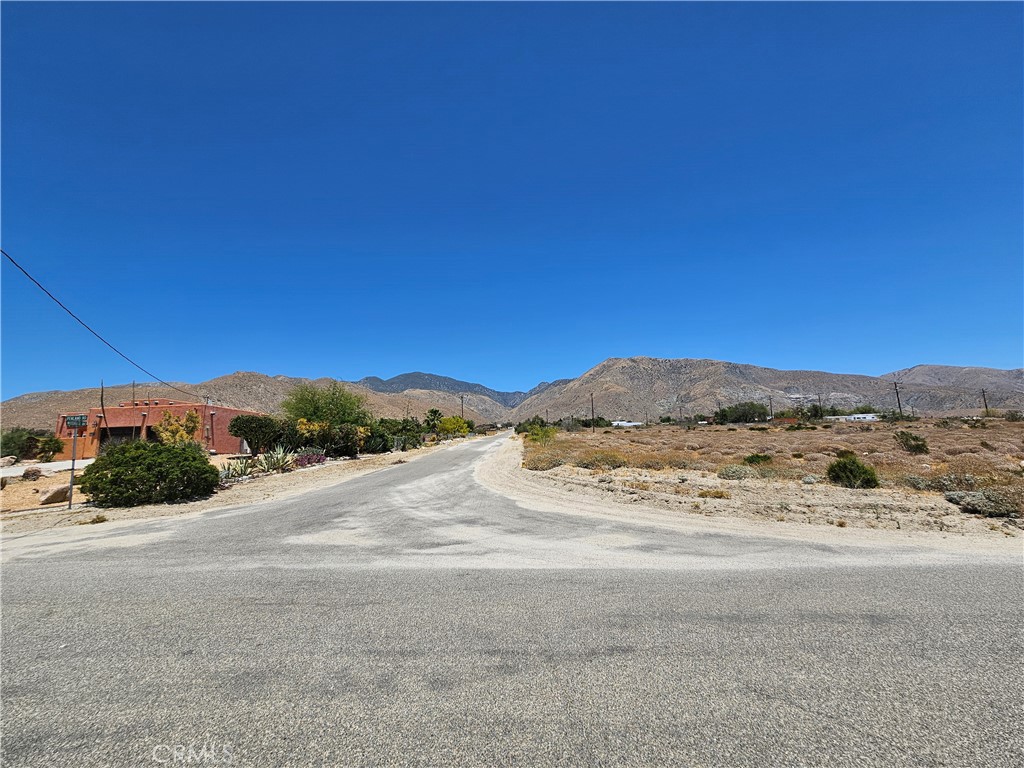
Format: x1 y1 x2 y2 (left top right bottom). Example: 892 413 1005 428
424 408 443 434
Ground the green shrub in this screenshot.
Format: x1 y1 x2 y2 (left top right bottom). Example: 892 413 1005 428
526 425 558 444
835 449 857 460
228 415 283 456
0 428 63 461
894 430 929 455
1004 410 1022 422
80 441 219 507
826 457 880 489
743 453 772 465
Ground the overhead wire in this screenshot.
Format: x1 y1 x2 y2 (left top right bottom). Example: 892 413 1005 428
1 248 214 404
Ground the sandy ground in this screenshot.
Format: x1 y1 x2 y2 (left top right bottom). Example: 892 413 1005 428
0 443 451 536
475 437 1024 557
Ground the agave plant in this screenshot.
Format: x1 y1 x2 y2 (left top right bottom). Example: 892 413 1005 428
221 458 255 480
255 446 295 474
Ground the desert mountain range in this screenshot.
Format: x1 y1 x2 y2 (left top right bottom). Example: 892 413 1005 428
2 358 1021 432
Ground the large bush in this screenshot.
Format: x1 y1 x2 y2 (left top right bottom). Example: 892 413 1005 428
80 441 219 507
893 430 929 455
281 382 371 428
228 414 283 455
0 428 63 461
826 456 880 489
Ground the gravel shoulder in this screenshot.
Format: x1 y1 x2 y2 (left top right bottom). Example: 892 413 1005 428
476 437 1023 558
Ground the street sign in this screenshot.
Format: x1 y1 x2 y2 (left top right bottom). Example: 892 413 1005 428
66 415 88 428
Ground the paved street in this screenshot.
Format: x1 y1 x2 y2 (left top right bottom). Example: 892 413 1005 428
2 435 1022 767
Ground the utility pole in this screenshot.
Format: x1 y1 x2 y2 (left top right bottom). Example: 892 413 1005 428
678 405 683 425
768 395 774 421
981 389 989 416
817 393 823 413
545 408 549 424
894 381 904 418
460 394 465 419
590 393 596 433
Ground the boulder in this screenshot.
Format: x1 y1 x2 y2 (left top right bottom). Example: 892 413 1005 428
39 484 70 505
21 467 43 481
0 456 17 467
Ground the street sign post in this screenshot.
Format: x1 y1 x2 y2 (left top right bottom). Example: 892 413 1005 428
65 415 87 509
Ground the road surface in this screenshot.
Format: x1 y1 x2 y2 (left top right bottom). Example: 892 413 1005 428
2 435 1021 766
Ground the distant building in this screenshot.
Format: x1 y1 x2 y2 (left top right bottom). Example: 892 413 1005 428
822 413 881 423
611 421 644 427
53 400 264 460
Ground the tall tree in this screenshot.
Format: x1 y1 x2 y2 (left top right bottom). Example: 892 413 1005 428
281 382 371 427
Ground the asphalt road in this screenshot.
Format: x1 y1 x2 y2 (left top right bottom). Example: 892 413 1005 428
2 435 1022 767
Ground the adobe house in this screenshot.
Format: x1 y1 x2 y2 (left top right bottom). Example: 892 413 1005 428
53 400 265 460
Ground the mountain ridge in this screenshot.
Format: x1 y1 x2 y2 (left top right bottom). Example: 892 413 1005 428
2 358 1020 432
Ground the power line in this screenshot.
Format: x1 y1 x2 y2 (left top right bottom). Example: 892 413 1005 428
2 248 210 403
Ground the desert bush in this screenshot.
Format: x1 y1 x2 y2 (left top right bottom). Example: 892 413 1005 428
575 450 628 470
743 453 772 465
526 425 558 444
834 449 857 459
698 489 731 499
632 453 669 470
1004 410 1023 422
524 452 565 471
904 475 930 491
894 431 929 455
826 457 879 489
791 452 804 459
717 465 757 480
80 441 219 507
944 490 1018 518
930 473 978 492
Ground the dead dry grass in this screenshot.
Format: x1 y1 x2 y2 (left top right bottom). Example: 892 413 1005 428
520 419 1024 535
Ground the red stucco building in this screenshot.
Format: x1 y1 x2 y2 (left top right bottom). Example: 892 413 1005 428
54 400 264 460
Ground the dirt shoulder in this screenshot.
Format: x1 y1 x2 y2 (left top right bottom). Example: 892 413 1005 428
0 443 451 536
475 437 1023 557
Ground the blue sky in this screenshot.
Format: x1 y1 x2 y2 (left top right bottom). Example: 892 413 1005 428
2 2 1021 398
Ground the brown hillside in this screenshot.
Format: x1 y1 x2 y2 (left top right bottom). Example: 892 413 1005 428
0 372 499 432
511 357 1024 422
